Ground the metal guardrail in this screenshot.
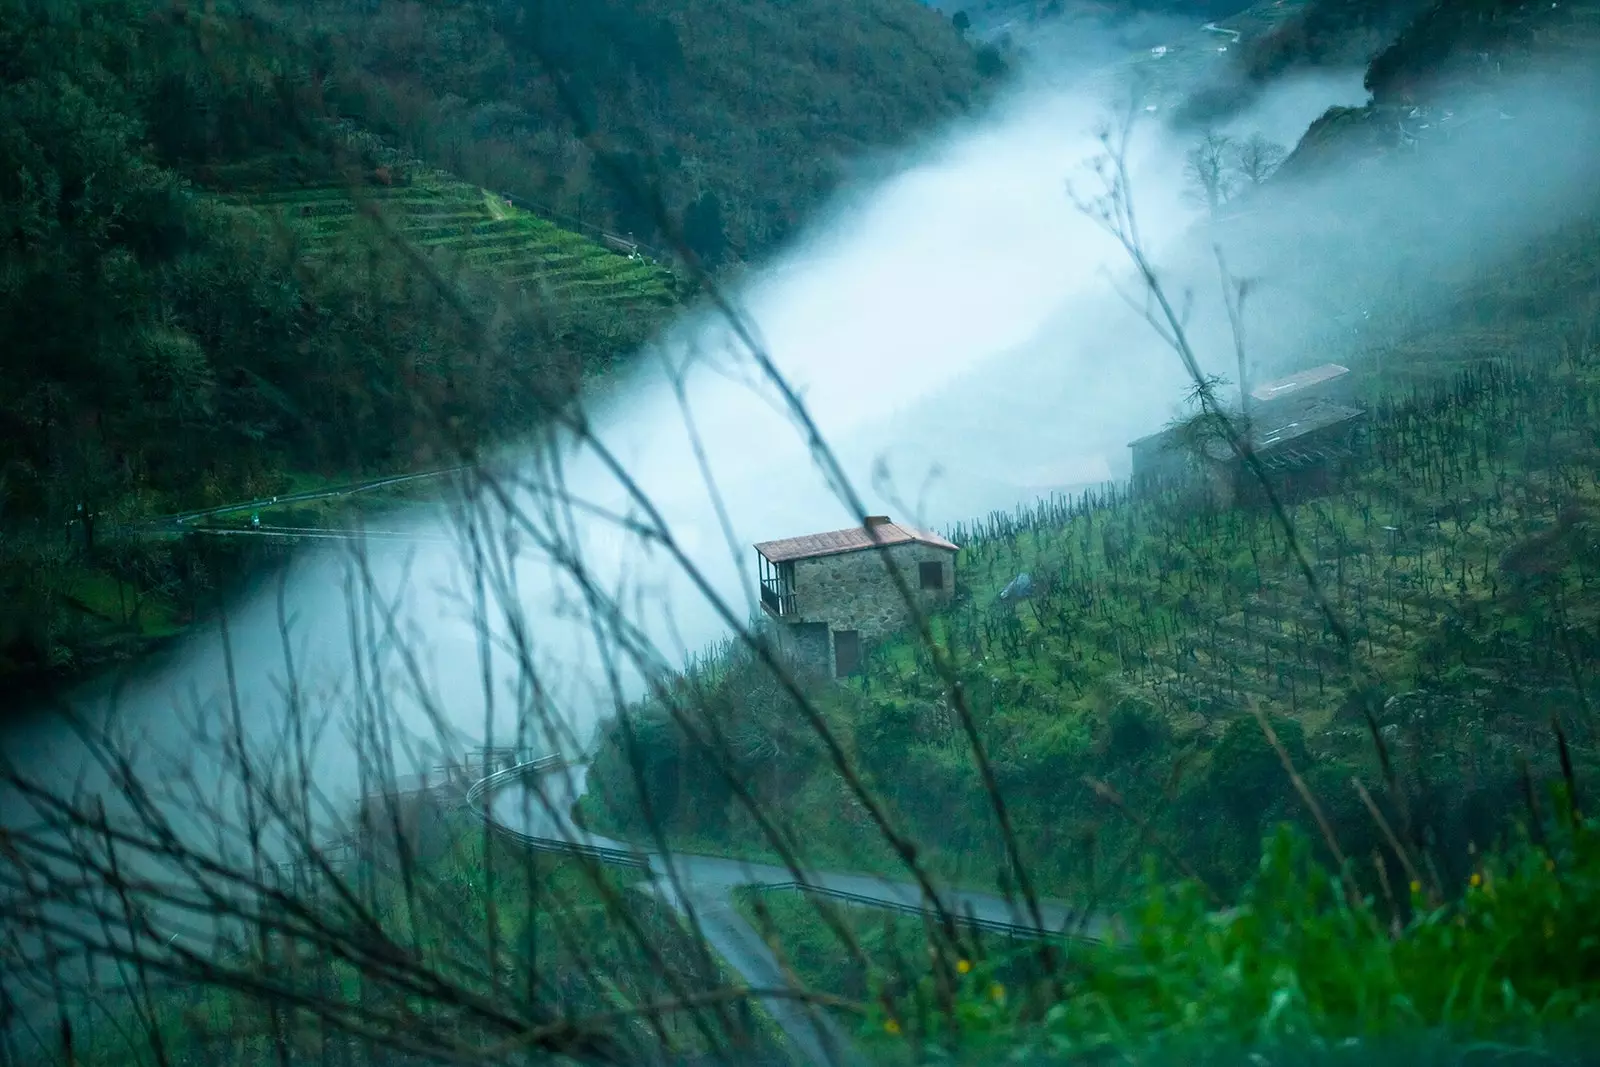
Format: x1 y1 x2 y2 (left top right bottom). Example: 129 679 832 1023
466 757 652 871
745 881 1094 942
153 465 474 529
468 760 1100 941
46 466 479 557
181 524 457 546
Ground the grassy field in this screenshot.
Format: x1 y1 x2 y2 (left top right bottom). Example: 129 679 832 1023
732 812 1600 1065
225 172 680 312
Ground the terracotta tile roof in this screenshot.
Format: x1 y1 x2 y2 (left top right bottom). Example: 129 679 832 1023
1250 363 1349 402
754 520 959 563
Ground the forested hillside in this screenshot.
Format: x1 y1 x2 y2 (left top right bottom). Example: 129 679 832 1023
1277 0 1600 176
1233 0 1431 82
1172 0 1429 128
266 0 998 264
1365 0 1600 101
0 0 992 694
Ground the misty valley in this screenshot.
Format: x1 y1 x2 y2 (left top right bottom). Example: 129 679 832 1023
3 0 1600 1065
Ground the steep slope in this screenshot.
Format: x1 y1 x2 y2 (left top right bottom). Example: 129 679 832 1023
0 0 1009 694
231 173 679 310
1235 0 1432 81
1267 0 1600 221
580 0 1600 920
1365 0 1600 101
264 0 1003 265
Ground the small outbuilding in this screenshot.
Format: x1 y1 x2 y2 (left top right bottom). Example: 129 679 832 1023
755 516 958 678
1200 402 1369 506
1130 363 1365 499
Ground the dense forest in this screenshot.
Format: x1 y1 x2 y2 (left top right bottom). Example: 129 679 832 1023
287 0 998 260
0 0 995 692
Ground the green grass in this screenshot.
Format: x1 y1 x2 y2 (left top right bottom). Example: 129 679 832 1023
61 568 178 634
734 818 1600 1065
225 176 679 311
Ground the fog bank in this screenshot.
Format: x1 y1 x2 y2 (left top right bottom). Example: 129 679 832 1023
10 39 1600 839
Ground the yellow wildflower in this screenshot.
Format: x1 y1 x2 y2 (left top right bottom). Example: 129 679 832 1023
1409 880 1421 895
957 959 972 975
884 1019 901 1036
1469 872 1482 888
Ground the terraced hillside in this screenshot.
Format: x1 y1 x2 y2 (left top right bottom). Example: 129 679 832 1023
229 175 680 311
587 334 1600 901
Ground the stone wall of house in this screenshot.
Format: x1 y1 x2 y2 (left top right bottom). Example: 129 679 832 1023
792 541 956 641
772 620 832 678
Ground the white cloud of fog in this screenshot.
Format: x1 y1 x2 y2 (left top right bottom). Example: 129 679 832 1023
8 32 1599 838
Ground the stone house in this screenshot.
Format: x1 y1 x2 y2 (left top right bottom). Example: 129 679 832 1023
754 516 959 678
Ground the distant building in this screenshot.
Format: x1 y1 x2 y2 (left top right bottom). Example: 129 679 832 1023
755 516 958 678
1201 402 1369 506
1129 363 1366 504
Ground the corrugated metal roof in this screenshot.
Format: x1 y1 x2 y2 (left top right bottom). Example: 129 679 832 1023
1202 403 1367 460
1128 365 1350 451
1250 363 1350 402
754 520 959 563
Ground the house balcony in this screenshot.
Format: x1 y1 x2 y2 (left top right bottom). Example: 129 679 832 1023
757 552 798 620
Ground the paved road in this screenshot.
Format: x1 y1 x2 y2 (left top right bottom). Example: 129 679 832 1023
481 759 1109 1066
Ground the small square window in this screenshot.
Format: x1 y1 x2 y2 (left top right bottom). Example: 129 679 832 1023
919 561 944 590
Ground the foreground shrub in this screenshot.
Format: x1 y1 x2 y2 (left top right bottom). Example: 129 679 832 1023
865 807 1600 1065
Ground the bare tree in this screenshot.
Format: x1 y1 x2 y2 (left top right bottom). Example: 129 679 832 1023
1182 131 1238 215
1233 132 1288 186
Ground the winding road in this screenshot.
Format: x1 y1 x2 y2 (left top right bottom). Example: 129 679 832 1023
472 758 1110 1067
